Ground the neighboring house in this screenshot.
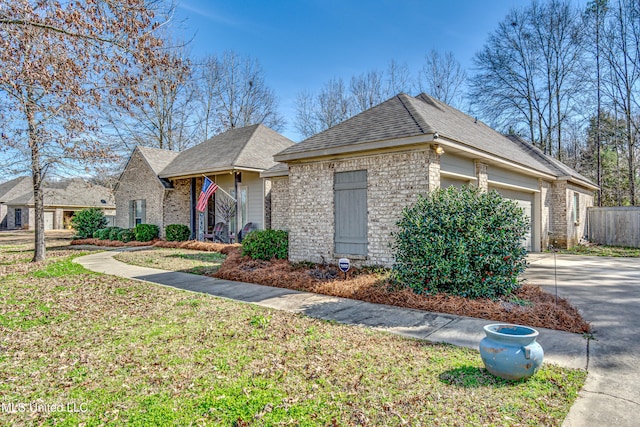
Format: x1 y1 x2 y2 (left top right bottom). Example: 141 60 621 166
264 93 597 267
0 177 115 230
115 124 294 240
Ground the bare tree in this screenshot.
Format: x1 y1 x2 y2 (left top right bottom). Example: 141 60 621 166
470 1 585 159
195 51 285 140
294 77 353 139
417 50 467 108
603 0 639 205
350 70 386 113
0 0 170 261
105 35 199 152
386 59 414 95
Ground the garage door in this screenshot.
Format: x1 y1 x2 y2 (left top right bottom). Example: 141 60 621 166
44 211 54 230
490 187 533 252
441 177 470 189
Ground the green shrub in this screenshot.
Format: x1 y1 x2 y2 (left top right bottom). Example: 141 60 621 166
97 227 115 240
108 227 123 241
71 208 108 239
241 229 288 260
391 186 529 299
117 228 136 243
165 224 191 242
134 223 159 242
93 229 104 239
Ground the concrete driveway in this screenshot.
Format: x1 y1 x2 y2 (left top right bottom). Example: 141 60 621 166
524 253 640 427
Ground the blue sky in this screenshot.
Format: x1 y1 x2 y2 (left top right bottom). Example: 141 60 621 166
174 0 583 142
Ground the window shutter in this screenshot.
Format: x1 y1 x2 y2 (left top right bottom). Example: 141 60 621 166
141 199 146 224
334 171 368 255
129 201 134 228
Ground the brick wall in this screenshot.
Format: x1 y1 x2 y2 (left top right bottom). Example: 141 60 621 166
163 178 190 230
549 181 568 248
540 180 551 250
114 149 165 234
269 177 290 231
475 161 488 191
567 184 594 247
287 148 439 267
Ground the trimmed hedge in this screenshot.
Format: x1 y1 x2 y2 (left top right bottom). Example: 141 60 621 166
71 208 108 238
165 224 191 242
391 186 529 299
241 229 288 260
117 228 136 243
94 227 118 240
134 223 159 242
108 227 123 241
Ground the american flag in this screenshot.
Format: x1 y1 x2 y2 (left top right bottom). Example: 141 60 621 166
196 177 219 212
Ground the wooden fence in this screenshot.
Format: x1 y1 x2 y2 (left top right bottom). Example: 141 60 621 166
587 207 640 248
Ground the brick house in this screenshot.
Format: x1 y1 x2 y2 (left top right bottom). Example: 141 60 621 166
115 124 294 240
263 93 597 267
0 177 115 230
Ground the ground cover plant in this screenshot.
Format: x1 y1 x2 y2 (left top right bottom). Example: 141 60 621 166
0 234 587 426
556 243 640 257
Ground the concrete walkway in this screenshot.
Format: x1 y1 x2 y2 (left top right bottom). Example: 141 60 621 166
75 249 603 423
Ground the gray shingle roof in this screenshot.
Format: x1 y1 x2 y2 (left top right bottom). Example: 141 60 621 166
159 124 294 178
0 176 31 202
136 146 181 175
274 93 594 188
260 162 289 178
6 178 115 208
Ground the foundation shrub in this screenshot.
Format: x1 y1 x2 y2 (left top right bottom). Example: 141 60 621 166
108 227 123 241
165 224 191 242
71 207 108 238
117 228 136 243
134 224 159 242
241 229 288 260
392 186 529 299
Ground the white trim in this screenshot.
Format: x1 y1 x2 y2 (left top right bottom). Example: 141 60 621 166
487 180 540 193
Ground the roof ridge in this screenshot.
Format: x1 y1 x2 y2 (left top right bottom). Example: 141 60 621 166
397 93 433 135
230 123 262 167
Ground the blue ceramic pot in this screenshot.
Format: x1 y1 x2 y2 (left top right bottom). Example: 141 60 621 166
479 324 544 380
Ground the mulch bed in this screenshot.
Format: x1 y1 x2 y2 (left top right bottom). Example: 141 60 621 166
71 239 590 334
214 247 591 334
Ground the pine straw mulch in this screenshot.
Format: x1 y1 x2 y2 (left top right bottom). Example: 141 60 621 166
213 247 591 334
70 238 240 254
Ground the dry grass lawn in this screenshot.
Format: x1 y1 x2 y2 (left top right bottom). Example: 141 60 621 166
0 232 587 426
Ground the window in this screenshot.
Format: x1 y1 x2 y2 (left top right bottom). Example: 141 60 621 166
129 200 145 227
14 208 22 228
334 170 368 256
573 192 579 224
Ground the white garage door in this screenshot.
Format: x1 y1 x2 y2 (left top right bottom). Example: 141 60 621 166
490 187 533 252
441 177 470 189
44 211 54 230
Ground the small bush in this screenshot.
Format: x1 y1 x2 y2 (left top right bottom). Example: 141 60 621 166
108 227 123 241
71 208 108 239
241 229 288 260
392 186 529 299
117 228 136 243
134 223 159 242
165 224 191 242
93 229 104 239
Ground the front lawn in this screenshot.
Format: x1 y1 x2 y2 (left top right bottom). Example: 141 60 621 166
556 243 640 257
114 248 225 275
0 238 587 425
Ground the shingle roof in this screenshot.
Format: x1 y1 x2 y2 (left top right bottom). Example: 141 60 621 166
274 93 595 188
6 178 115 208
260 162 289 178
136 146 181 175
159 124 294 178
0 176 31 202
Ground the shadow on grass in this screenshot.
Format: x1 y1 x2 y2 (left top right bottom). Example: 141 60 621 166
166 253 225 263
439 366 522 388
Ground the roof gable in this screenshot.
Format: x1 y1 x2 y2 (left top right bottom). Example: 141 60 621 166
158 124 294 178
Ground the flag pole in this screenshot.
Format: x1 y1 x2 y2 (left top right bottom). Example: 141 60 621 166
202 174 236 202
